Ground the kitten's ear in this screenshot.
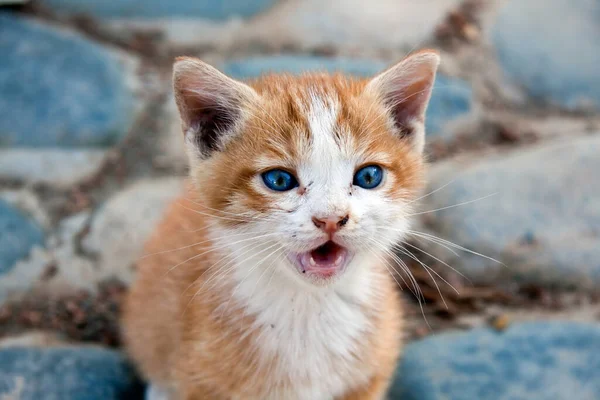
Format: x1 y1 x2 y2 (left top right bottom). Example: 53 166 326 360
173 57 259 159
366 50 440 153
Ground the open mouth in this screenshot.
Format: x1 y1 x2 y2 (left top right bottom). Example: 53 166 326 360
290 241 350 279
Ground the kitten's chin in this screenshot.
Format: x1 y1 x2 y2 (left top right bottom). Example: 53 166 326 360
287 241 353 282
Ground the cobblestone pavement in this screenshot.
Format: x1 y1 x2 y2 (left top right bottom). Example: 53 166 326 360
1 1 599 398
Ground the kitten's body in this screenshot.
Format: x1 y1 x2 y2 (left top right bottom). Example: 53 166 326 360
126 191 402 399
123 51 440 399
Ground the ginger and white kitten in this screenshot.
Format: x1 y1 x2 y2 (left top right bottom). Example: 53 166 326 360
123 50 440 400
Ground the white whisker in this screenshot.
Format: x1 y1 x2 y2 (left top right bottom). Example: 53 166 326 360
182 197 266 220
407 193 498 217
396 244 460 311
405 178 457 206
142 230 265 259
176 202 268 223
165 232 280 275
365 237 423 302
408 230 505 266
400 241 469 282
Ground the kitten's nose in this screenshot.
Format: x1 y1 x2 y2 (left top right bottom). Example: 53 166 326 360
312 215 349 234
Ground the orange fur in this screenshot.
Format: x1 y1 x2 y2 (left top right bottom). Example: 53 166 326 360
123 50 439 400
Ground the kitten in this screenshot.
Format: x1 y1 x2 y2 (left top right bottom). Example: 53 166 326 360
122 50 440 400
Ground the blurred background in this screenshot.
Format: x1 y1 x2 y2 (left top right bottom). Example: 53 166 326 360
0 0 599 399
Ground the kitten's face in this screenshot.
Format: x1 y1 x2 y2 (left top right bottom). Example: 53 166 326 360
174 52 439 286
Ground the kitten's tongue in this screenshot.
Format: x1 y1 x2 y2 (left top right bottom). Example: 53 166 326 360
298 241 348 278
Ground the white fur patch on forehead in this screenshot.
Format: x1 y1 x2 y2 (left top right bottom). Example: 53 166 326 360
306 91 339 141
296 91 358 205
304 91 343 167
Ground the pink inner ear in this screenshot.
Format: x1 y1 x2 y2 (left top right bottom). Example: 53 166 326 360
388 76 436 133
173 58 252 157
176 85 239 156
176 81 232 130
370 51 439 136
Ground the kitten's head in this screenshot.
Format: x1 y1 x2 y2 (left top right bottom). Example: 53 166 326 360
173 51 439 287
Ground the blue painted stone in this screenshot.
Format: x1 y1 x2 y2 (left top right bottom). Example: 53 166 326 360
390 322 600 400
420 135 600 288
222 55 386 79
0 200 44 275
0 347 145 400
42 0 276 20
222 56 472 137
0 14 134 148
493 0 600 110
426 74 472 138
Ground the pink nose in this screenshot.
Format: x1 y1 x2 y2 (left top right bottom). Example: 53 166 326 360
312 215 349 234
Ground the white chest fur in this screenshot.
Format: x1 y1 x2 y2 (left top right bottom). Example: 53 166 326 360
229 259 379 400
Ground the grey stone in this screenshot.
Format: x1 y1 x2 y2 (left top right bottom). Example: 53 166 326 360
390 322 600 400
222 55 386 79
0 178 182 303
238 0 461 52
0 13 135 148
0 212 96 306
416 135 600 288
426 74 472 139
0 346 144 400
83 0 459 50
0 149 106 187
493 0 600 111
222 55 472 137
0 199 44 275
83 178 184 282
42 0 276 20
0 332 67 349
0 189 50 231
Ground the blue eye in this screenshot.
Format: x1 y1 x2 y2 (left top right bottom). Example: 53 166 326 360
353 165 383 189
262 169 298 192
